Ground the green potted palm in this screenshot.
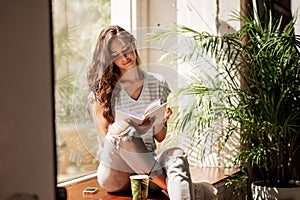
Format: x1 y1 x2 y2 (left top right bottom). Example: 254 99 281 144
150 6 300 199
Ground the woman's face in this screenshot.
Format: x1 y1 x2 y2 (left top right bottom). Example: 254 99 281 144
110 37 137 75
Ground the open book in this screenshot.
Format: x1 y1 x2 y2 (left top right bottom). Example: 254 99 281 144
115 99 166 125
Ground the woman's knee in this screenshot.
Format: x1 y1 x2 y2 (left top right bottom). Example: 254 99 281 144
97 176 120 192
164 148 190 171
97 165 131 192
97 172 130 192
167 147 185 157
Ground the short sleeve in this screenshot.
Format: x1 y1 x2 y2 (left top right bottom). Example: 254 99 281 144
160 79 171 103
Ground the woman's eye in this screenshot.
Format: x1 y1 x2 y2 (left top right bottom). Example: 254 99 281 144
122 46 131 54
111 45 132 59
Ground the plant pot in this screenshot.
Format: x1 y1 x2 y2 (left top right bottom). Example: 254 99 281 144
251 181 300 200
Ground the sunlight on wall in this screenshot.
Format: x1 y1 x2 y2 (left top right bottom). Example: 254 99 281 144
292 0 300 34
149 0 241 168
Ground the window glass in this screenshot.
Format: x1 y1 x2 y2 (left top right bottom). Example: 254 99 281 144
52 0 111 182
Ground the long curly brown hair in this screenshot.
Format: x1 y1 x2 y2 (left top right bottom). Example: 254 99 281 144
87 25 141 124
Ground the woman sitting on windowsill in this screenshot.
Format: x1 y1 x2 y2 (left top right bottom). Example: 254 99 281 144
87 25 195 199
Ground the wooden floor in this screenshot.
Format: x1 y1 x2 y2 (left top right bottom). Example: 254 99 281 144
63 167 239 200
65 178 168 200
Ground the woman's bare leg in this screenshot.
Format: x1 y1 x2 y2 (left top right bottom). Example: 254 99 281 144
97 164 131 192
98 121 166 191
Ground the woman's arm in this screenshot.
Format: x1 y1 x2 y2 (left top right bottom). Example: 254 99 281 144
154 107 172 142
88 98 109 146
154 122 167 142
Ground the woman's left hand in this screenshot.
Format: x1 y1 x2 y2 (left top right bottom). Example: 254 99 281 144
165 107 172 122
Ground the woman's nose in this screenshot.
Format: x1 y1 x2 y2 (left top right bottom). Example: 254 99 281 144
120 52 128 59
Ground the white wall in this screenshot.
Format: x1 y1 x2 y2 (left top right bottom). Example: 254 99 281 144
0 1 56 199
292 0 300 34
140 0 241 167
144 0 240 80
111 0 132 31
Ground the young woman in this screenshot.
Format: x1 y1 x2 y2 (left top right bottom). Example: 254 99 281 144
87 25 195 199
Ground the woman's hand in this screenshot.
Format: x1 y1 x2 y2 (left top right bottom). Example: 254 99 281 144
165 107 172 121
130 116 156 134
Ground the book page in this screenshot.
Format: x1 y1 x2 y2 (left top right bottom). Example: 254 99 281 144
115 109 145 125
143 99 161 114
145 102 166 125
115 99 166 125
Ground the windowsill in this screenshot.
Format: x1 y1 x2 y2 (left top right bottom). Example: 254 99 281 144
57 172 97 188
59 167 240 200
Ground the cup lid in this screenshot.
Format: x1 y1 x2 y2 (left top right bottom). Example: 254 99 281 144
130 175 149 179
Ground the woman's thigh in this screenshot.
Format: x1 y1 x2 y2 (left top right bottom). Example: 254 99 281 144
97 163 131 192
97 135 134 192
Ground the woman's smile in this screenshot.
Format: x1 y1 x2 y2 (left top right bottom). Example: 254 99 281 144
122 58 132 66
111 38 137 75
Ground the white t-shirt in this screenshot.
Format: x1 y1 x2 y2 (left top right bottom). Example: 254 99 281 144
113 71 171 152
